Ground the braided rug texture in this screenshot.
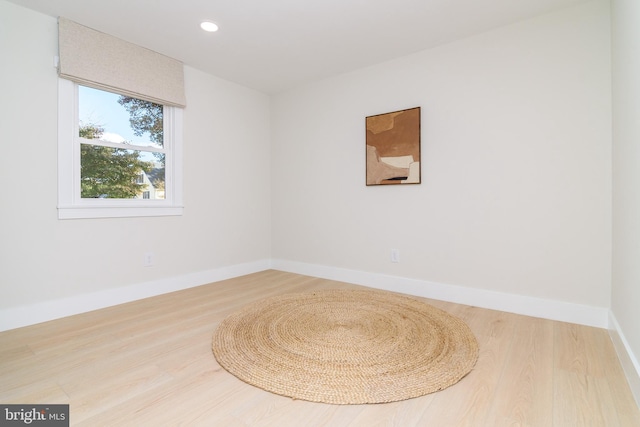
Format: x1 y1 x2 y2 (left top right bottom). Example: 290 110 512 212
212 289 478 404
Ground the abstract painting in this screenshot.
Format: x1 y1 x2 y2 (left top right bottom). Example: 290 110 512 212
366 107 421 185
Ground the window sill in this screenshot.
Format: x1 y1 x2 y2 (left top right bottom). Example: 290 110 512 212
58 205 183 220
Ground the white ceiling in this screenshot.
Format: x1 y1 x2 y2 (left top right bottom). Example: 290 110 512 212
8 0 587 94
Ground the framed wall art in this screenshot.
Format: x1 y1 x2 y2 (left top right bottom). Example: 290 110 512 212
366 106 421 186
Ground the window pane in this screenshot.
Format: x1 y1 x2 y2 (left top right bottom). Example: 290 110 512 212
78 85 164 149
80 144 165 199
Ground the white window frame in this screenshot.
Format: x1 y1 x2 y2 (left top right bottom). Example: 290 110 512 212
57 79 183 219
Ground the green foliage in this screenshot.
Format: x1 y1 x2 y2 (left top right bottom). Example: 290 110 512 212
79 123 154 199
79 123 104 139
117 96 164 146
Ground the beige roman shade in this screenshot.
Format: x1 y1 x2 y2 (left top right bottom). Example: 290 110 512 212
58 17 186 108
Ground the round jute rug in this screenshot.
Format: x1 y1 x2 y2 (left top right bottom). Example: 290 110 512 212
211 289 479 405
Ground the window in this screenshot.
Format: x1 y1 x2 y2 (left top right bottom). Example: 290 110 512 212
57 18 185 219
58 79 183 219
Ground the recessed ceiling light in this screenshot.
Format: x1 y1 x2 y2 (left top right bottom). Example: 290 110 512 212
200 21 219 32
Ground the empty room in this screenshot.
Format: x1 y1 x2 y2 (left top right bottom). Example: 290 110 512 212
1 0 639 425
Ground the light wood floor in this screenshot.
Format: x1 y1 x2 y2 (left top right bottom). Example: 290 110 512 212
1 270 638 426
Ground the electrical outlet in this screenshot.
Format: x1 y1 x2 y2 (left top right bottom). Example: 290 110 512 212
391 248 400 263
143 252 155 267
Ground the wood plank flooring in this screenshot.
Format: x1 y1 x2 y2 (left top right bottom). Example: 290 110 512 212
1 270 638 426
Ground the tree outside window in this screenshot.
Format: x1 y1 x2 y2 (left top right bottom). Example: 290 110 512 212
78 88 166 200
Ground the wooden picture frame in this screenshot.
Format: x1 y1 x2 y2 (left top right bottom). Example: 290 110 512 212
366 107 421 185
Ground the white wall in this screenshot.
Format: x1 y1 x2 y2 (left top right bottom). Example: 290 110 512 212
0 1 271 323
611 0 640 403
0 0 617 328
3 0 636 401
272 0 612 311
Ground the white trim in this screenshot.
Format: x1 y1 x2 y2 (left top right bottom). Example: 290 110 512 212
57 79 184 219
0 260 271 332
57 205 183 219
271 259 610 328
58 78 75 209
0 259 611 331
167 106 184 208
3 259 634 396
77 137 165 153
608 311 640 406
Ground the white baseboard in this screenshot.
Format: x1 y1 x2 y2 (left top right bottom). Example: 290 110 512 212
608 312 640 407
0 258 611 331
3 258 634 403
271 259 610 328
0 259 271 332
